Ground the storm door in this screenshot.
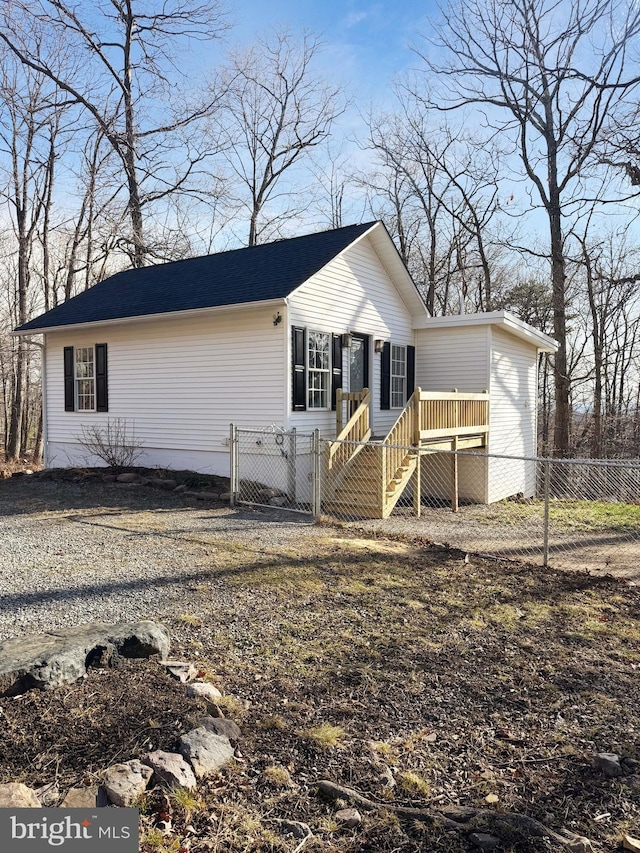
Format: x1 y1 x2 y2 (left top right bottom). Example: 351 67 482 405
349 333 370 392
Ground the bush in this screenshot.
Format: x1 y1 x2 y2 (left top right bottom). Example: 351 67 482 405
76 418 145 470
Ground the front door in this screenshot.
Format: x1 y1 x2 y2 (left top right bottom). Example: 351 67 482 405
349 333 370 393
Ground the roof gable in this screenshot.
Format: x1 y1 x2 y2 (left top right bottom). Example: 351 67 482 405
16 222 381 333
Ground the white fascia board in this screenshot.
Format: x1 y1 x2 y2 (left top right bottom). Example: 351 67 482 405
12 297 288 336
413 309 558 352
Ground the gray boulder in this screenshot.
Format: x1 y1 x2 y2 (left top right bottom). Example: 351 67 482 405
179 727 235 778
0 783 40 807
100 760 153 807
0 621 170 696
143 750 197 790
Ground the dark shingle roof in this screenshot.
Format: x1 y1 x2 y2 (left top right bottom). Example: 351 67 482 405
16 222 378 333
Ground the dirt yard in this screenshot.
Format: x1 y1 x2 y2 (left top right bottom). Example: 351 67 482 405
0 470 639 852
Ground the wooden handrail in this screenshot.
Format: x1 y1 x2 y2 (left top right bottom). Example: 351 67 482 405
328 388 371 470
336 388 368 434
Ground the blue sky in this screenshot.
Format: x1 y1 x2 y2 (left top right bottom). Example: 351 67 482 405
221 0 440 101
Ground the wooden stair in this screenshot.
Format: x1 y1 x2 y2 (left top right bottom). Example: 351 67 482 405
325 387 489 520
324 445 418 519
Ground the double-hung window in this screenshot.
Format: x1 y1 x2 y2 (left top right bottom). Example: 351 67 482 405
292 327 342 412
391 345 406 408
307 330 330 409
75 347 95 411
64 344 108 412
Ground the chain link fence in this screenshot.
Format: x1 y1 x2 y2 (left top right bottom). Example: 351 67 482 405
230 427 319 514
231 427 640 577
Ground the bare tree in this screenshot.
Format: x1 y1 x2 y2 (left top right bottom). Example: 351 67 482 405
0 45 70 459
210 30 345 246
0 0 229 268
364 96 503 314
422 0 640 455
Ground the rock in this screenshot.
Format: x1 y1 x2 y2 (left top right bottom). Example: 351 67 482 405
100 759 153 806
622 757 640 771
469 832 500 851
335 808 362 828
0 620 170 696
146 478 166 488
219 492 232 501
102 474 117 483
174 484 188 493
257 488 282 500
178 727 235 778
159 479 177 490
61 786 98 808
0 782 40 807
186 682 222 701
273 819 312 840
196 491 220 500
164 661 198 683
484 793 499 804
268 496 288 507
198 716 241 741
594 752 623 777
625 774 640 790
143 750 197 790
116 472 138 483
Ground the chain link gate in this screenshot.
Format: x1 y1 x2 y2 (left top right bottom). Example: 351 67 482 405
230 426 321 515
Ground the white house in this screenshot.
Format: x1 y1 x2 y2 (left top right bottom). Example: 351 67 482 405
14 221 556 514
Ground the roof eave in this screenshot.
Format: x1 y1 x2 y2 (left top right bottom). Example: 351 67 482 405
413 310 558 352
12 296 288 336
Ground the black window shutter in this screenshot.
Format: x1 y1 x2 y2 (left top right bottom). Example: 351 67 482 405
407 345 416 401
331 334 343 411
64 346 75 411
292 327 306 411
96 343 108 412
380 341 391 410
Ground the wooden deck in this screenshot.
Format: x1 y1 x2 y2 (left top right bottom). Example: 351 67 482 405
325 388 489 518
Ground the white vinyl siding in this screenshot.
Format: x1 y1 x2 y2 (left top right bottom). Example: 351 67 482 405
415 325 489 392
288 236 415 435
488 326 538 501
45 305 286 475
416 323 539 503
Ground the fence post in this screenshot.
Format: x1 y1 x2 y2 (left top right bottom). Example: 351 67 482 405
543 459 550 567
287 428 297 503
312 429 322 520
229 424 238 508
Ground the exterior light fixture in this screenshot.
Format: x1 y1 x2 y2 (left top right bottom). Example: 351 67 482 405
341 332 353 348
374 339 385 353
273 312 282 326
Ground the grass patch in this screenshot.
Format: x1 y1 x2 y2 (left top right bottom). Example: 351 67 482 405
300 723 345 749
477 497 640 532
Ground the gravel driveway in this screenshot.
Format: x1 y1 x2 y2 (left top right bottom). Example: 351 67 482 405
0 475 318 642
